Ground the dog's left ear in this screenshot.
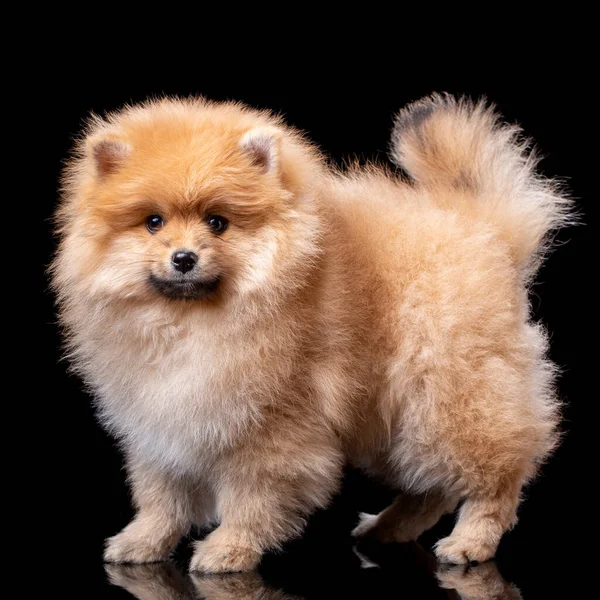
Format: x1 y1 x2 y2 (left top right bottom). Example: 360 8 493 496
239 128 281 173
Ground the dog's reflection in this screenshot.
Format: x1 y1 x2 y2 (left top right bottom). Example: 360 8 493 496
106 563 301 600
106 564 195 600
191 572 302 600
437 562 522 600
354 539 522 600
106 555 521 600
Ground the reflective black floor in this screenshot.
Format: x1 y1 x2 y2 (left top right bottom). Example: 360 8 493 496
103 556 520 600
60 505 583 600
69 537 573 600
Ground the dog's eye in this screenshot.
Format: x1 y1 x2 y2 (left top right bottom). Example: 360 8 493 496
146 214 165 233
207 215 228 235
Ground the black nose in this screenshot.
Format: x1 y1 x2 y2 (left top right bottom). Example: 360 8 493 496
171 250 198 274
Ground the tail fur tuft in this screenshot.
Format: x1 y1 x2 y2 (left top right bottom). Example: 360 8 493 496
390 93 574 279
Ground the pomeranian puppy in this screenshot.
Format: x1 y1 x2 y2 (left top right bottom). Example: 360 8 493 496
52 94 570 572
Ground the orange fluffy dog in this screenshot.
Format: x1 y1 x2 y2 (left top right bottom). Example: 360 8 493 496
52 94 571 571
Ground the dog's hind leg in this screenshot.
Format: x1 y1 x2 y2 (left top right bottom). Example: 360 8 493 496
434 476 522 564
353 490 459 543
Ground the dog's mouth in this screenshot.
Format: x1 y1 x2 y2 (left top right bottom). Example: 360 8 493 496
149 274 222 300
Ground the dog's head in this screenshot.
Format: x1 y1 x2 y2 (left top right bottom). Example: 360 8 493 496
53 99 323 308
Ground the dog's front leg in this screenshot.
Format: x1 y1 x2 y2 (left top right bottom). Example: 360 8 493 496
190 429 343 573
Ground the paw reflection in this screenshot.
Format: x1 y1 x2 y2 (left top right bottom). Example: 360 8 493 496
106 563 196 599
106 562 302 599
191 572 303 599
105 549 522 599
437 562 522 600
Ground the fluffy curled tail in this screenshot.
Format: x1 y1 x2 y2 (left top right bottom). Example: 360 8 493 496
390 93 574 280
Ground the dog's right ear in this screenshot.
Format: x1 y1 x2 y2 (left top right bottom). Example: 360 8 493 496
86 136 131 178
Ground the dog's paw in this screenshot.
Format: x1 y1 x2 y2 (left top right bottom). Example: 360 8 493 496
434 534 496 565
190 538 261 574
351 512 379 538
104 531 170 564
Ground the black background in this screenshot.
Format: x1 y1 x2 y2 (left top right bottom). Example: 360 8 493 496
37 36 593 599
